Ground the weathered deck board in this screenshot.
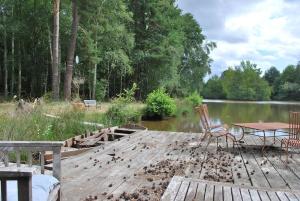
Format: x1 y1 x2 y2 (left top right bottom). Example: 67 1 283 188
60 130 300 201
162 176 300 201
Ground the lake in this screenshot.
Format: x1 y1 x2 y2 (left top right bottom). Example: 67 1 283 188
141 100 300 133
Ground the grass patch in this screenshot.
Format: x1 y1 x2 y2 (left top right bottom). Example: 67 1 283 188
0 101 145 141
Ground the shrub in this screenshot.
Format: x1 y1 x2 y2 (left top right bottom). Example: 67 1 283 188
145 88 176 119
105 83 141 126
185 91 203 106
105 105 141 126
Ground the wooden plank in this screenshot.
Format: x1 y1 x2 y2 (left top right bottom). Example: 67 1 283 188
266 191 281 201
174 180 190 201
257 191 270 201
249 189 261 201
214 184 223 201
184 181 198 201
204 183 214 201
194 182 206 201
223 186 232 201
160 176 183 201
240 149 270 188
284 192 299 201
265 151 300 190
244 136 287 189
240 188 251 201
276 191 289 201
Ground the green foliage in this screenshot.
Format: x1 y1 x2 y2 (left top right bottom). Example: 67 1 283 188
42 92 53 103
145 88 176 118
115 83 138 104
127 0 213 98
104 105 141 126
0 108 92 141
185 92 203 107
203 61 271 101
264 67 280 86
105 83 141 126
203 76 226 99
95 80 107 102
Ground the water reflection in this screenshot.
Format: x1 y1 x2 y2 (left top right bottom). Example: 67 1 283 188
141 101 300 134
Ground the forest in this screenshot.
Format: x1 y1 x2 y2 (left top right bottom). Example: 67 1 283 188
0 0 215 101
203 61 300 101
0 0 299 102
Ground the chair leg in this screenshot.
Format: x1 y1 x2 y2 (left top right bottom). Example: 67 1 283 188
280 142 283 159
226 135 228 149
285 146 289 165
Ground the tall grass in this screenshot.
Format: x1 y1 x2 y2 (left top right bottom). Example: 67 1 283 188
0 108 94 141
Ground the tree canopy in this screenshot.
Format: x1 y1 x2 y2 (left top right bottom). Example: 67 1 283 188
204 61 272 101
203 61 300 101
0 0 213 101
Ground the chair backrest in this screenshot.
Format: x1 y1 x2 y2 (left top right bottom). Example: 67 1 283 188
196 104 211 132
0 141 63 181
289 112 300 140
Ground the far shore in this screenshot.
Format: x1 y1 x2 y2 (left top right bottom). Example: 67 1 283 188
203 99 300 105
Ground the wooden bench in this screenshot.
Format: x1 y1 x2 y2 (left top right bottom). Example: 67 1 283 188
0 141 64 201
83 99 99 108
161 176 300 201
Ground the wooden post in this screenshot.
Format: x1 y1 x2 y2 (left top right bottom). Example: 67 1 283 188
1 179 7 201
53 147 61 180
18 176 32 201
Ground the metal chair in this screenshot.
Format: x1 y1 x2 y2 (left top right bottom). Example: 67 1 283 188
281 112 300 164
195 104 237 148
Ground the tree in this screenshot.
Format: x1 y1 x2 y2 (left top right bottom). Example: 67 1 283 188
64 0 79 100
52 0 60 100
203 76 225 99
179 13 215 96
220 61 271 101
263 66 280 98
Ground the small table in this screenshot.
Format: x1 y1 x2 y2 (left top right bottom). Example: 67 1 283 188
233 122 290 154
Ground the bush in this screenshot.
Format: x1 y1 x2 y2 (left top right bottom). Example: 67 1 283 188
185 91 203 106
105 105 141 126
145 88 176 119
105 83 141 126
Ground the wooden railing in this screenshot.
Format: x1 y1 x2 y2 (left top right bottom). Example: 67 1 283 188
0 141 63 201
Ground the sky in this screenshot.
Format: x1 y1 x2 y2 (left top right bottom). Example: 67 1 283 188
177 0 300 77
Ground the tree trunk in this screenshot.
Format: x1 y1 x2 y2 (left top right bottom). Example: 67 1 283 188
11 33 15 95
18 41 22 98
52 0 60 100
64 0 79 101
3 15 8 99
92 64 97 99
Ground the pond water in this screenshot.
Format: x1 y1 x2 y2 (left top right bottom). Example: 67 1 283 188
141 100 300 133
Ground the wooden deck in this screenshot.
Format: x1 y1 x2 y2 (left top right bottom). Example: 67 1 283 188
161 176 300 201
61 130 300 201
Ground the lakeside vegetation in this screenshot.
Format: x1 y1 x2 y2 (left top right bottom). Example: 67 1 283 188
0 84 202 141
203 61 300 101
